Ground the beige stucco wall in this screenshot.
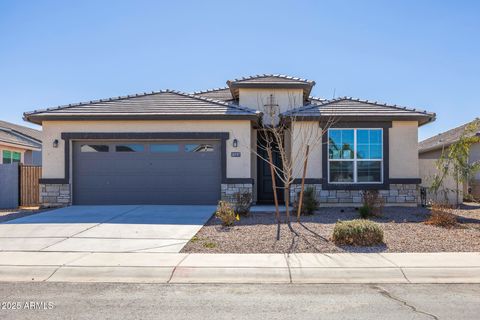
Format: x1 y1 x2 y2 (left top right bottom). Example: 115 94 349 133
389 121 419 178
41 120 252 181
289 121 420 181
469 143 480 199
239 88 304 125
291 121 323 179
419 148 463 204
419 142 480 203
470 142 480 180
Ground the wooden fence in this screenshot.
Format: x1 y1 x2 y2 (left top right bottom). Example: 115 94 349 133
19 165 42 207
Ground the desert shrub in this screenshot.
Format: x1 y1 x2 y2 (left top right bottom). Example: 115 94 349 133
234 191 252 215
359 205 371 219
203 241 217 248
294 186 319 215
425 203 457 228
360 190 384 218
332 219 384 246
215 201 236 226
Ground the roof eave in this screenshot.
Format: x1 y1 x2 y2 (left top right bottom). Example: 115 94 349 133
0 139 41 151
281 114 436 124
24 113 261 125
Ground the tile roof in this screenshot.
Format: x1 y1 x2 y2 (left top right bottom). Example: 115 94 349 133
419 118 480 153
0 120 42 141
226 74 316 100
24 90 260 124
227 74 315 85
193 87 235 102
0 120 42 149
282 97 435 125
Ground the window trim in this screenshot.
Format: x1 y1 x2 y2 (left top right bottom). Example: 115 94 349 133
114 143 145 153
321 121 391 191
80 144 110 153
2 150 21 164
327 128 383 185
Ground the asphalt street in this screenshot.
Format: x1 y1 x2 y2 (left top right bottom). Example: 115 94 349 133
0 283 478 319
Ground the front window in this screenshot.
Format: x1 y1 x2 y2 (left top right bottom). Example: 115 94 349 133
185 144 214 152
2 150 21 164
328 129 383 183
115 144 145 152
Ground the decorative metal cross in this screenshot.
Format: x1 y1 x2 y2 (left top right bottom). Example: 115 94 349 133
264 94 279 118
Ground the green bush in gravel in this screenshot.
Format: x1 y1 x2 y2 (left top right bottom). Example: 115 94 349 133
215 201 236 226
294 186 319 215
332 219 384 246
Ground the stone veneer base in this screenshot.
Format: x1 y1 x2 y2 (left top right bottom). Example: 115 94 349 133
221 183 254 205
40 184 71 207
290 183 420 206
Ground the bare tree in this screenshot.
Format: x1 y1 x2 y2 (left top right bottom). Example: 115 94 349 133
244 92 336 230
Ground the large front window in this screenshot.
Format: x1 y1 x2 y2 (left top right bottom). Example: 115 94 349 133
328 129 383 183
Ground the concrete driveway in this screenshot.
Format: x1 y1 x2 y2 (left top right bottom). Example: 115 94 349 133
0 206 215 253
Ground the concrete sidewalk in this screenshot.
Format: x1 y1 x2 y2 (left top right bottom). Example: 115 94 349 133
0 251 478 284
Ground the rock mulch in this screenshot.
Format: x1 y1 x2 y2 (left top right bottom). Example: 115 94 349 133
181 204 480 253
0 208 46 223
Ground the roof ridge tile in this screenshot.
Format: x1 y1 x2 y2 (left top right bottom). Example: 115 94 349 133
228 73 315 84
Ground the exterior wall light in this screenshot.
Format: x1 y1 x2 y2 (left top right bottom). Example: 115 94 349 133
233 139 238 148
53 139 59 148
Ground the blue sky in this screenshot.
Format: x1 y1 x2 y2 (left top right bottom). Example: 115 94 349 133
0 0 478 140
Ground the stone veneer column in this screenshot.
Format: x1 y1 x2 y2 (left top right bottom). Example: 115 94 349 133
290 183 420 206
39 184 71 207
221 183 254 205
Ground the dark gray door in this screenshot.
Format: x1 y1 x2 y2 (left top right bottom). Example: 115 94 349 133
73 140 221 205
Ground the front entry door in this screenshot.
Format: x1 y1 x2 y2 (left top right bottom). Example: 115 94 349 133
257 134 284 204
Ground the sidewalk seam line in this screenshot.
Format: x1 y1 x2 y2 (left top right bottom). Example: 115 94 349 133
380 254 411 283
167 254 189 283
43 252 91 282
285 253 292 284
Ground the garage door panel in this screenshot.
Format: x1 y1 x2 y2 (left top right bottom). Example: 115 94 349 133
73 140 221 205
74 189 218 205
76 175 219 189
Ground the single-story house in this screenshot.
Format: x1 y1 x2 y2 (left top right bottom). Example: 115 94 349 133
24 74 435 207
0 120 42 165
419 119 480 204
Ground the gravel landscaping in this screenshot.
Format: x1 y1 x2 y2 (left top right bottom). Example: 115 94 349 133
0 207 46 223
181 203 480 253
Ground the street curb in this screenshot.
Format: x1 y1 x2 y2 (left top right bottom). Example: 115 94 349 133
0 252 479 284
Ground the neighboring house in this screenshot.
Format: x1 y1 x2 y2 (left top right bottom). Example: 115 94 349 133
419 119 480 204
0 120 42 165
24 74 435 207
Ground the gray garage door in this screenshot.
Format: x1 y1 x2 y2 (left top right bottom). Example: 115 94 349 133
73 140 221 205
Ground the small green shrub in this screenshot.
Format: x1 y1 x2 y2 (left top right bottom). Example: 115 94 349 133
203 241 217 248
234 191 252 215
332 219 384 246
360 190 384 218
215 201 236 226
294 186 319 215
359 205 371 219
